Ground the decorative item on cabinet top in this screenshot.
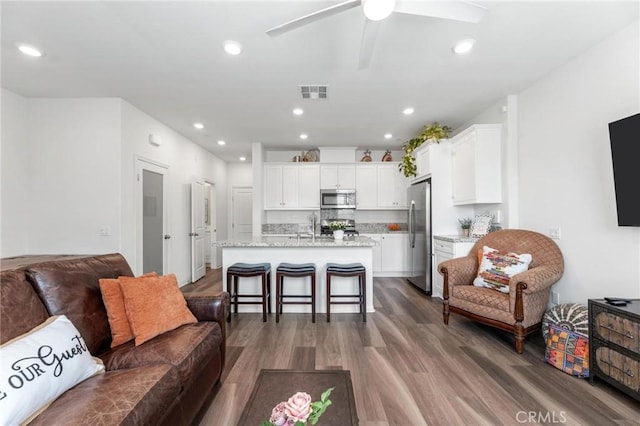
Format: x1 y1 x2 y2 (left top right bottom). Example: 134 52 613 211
399 122 452 178
381 150 393 161
302 149 318 162
361 150 372 162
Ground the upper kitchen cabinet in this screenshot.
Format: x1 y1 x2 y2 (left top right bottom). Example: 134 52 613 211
264 164 320 210
320 164 356 189
451 124 502 205
377 163 408 208
355 163 408 210
355 164 378 209
412 140 449 182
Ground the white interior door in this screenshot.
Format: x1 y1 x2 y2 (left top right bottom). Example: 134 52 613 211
191 180 206 282
232 187 253 241
135 158 169 275
207 183 219 268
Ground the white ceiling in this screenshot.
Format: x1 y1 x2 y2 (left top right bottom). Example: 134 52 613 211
2 1 638 162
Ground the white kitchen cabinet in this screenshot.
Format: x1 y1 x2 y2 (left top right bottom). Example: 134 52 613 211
415 144 432 178
355 164 378 209
432 237 476 299
377 163 408 209
360 233 408 276
412 140 449 182
380 233 408 274
362 234 382 274
320 164 356 189
451 124 502 205
297 164 320 208
264 164 319 209
356 163 408 210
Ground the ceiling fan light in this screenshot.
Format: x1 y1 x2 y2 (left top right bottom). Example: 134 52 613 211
362 0 396 21
453 39 476 54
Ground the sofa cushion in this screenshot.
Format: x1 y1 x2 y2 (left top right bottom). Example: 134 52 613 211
99 272 158 348
25 254 135 355
453 285 510 311
27 268 113 355
29 363 180 426
0 315 105 426
0 270 50 344
119 274 197 346
101 322 222 388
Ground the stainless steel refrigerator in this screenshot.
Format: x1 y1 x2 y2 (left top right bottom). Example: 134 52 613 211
407 179 432 294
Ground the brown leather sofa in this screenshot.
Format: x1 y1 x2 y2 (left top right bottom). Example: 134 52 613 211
0 253 229 425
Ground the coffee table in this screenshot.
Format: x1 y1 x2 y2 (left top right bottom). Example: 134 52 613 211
237 369 358 425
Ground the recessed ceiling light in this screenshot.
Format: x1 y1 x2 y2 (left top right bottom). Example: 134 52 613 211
223 40 242 55
300 134 308 140
193 123 204 129
384 133 393 139
217 140 226 146
403 107 414 115
17 44 42 57
453 39 476 54
239 156 246 161
293 108 304 116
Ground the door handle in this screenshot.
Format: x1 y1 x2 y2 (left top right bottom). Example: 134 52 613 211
189 232 199 237
164 234 171 240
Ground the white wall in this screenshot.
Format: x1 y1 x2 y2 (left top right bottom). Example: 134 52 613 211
227 163 252 187
1 89 30 257
120 101 228 284
1 94 229 286
26 98 123 254
517 21 639 303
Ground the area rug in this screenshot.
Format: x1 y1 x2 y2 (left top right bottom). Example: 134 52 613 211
237 369 358 425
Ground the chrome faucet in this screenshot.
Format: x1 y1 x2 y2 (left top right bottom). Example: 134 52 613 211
309 213 317 242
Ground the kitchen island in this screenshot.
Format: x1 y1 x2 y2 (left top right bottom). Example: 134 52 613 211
216 235 376 315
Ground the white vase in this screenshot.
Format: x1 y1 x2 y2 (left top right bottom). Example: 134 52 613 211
333 230 344 240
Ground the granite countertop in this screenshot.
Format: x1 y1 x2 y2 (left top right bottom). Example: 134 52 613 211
433 234 480 243
216 235 377 248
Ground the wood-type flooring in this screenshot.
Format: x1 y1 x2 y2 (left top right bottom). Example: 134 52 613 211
182 269 640 425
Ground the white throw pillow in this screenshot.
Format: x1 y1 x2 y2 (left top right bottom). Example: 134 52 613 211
0 315 105 425
473 245 533 293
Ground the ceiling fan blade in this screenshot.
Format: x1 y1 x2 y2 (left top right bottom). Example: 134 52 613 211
393 0 487 23
358 18 382 70
266 0 362 37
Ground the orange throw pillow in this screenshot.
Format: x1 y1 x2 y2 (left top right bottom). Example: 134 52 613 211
119 274 197 346
100 272 157 348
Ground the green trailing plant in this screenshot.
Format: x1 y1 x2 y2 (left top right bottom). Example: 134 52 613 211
398 122 452 178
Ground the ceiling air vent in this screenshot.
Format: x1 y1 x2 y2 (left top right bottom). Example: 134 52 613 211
299 85 327 100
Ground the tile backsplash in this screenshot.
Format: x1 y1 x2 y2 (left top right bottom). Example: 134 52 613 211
263 209 408 234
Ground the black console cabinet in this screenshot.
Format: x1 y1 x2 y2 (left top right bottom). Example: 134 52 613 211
588 299 640 402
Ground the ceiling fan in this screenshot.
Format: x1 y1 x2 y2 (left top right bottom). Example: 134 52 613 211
266 0 487 69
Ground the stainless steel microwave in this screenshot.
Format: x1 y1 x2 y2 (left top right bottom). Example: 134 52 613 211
320 189 356 209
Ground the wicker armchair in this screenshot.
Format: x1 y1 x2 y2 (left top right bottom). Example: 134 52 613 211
439 229 564 353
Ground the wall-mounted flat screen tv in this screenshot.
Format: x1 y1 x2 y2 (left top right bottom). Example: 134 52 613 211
609 112 640 226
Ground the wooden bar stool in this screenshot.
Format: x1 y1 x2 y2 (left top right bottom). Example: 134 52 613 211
226 262 271 323
326 262 366 323
275 263 316 323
